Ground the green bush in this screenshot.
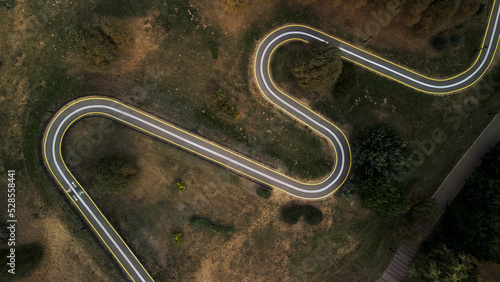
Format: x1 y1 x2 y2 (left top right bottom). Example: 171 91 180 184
176 181 186 191
209 89 240 119
172 233 184 246
191 217 235 235
192 218 212 228
257 188 271 199
281 205 323 225
358 178 410 218
0 0 14 9
337 180 355 201
408 242 473 281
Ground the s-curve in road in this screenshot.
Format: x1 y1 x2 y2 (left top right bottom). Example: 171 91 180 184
42 1 500 280
257 0 500 94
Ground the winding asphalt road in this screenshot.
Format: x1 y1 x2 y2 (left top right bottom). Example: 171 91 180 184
42 1 500 281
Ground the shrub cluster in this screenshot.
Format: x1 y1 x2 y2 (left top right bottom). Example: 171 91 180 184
353 123 410 218
0 0 14 9
172 233 183 246
191 217 235 235
256 188 271 199
281 205 323 225
209 89 240 119
176 181 186 191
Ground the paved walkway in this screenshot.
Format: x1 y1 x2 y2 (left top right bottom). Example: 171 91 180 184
379 113 500 282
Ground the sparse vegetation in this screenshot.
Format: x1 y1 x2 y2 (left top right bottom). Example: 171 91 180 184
281 205 323 225
65 24 118 66
292 40 342 90
357 178 410 218
257 187 271 199
209 89 240 119
176 181 186 191
3 0 499 280
65 18 133 67
414 0 459 35
191 217 235 235
172 233 184 246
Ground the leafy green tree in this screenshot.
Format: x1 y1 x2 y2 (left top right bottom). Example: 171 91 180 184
172 233 184 246
95 153 139 193
353 123 407 180
408 243 473 282
392 220 421 245
410 198 438 224
292 40 343 89
441 144 500 262
358 178 410 218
